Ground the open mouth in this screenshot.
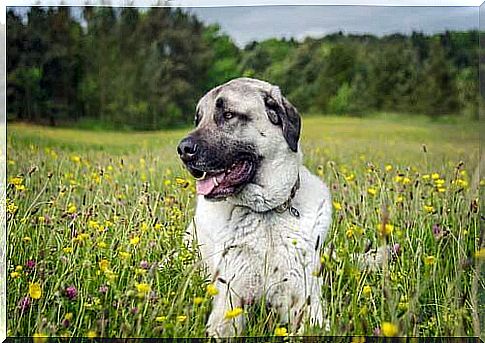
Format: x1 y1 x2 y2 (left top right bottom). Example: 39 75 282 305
191 160 254 199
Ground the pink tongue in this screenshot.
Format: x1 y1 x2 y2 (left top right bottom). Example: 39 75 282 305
196 178 216 195
196 173 226 195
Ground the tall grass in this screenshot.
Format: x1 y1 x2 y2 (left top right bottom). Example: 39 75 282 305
6 116 483 338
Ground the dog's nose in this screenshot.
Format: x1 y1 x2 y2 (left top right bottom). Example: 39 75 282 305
177 136 198 162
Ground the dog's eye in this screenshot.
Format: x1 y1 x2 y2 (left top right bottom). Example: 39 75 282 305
223 111 234 120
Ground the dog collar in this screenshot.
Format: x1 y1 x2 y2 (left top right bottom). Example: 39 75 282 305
274 174 300 218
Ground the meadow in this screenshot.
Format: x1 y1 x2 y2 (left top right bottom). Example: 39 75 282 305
6 116 484 339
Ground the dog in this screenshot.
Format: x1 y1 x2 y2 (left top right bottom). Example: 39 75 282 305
177 77 332 337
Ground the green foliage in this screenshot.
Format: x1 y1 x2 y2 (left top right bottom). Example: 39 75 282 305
6 7 480 129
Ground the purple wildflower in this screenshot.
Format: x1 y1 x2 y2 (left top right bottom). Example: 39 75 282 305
131 307 139 315
18 296 31 313
432 224 441 237
140 260 149 269
373 327 381 336
99 285 109 294
65 285 78 300
25 260 36 269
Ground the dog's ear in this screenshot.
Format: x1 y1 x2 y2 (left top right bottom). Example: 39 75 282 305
264 86 301 152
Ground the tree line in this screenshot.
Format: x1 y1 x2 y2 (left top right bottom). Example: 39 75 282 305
7 7 479 130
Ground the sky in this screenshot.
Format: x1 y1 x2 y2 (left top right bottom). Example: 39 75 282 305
188 6 479 47
4 5 479 47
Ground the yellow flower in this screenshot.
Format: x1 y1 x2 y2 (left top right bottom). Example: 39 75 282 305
99 259 109 272
274 326 288 336
378 223 394 236
434 178 445 186
393 175 403 183
177 315 187 322
454 179 468 188
86 330 97 338
424 256 435 265
9 176 23 186
385 165 393 172
23 236 32 243
88 220 99 229
164 180 171 186
362 285 372 297
29 282 42 299
155 316 166 322
396 195 404 203
33 333 48 343
367 188 377 196
154 223 162 230
345 174 355 182
67 204 77 214
402 177 411 185
423 205 434 213
475 248 485 259
136 283 151 294
70 155 81 163
332 201 342 211
97 241 107 249
224 307 244 319
130 236 140 245
431 173 440 180
16 265 23 272
422 174 430 180
381 322 399 337
63 247 73 254
10 272 20 278
345 228 354 239
140 222 149 232
64 312 73 321
437 187 446 193
7 201 18 214
15 184 26 191
193 297 204 305
119 251 130 260
206 283 219 296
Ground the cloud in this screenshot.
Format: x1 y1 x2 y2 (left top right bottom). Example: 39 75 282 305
188 6 478 47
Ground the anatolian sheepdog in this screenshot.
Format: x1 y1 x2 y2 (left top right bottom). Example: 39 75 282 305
177 77 331 337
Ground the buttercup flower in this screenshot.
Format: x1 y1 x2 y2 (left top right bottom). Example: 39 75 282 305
274 327 288 336
224 307 243 319
29 282 42 300
206 283 219 296
381 322 399 337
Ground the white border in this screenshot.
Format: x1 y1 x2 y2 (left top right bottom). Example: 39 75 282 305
4 0 484 6
0 1 482 342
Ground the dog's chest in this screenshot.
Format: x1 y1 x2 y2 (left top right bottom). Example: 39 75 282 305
196 203 318 290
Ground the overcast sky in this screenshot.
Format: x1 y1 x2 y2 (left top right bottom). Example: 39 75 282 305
5 5 479 47
188 6 478 46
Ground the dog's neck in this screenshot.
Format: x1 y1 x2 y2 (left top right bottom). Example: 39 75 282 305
227 165 301 213
272 174 301 217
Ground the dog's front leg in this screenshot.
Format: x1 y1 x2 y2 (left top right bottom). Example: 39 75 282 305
206 285 245 338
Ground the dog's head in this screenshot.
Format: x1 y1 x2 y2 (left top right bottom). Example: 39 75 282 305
177 77 301 201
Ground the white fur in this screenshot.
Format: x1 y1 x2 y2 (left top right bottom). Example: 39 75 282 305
191 165 331 337
183 78 332 337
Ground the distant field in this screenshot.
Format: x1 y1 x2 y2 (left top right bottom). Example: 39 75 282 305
6 116 483 338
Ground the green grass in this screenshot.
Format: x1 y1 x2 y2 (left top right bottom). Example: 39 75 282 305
6 116 484 338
